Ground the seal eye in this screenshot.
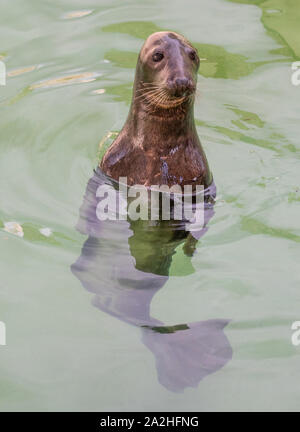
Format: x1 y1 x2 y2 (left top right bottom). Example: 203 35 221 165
152 52 164 62
189 51 197 61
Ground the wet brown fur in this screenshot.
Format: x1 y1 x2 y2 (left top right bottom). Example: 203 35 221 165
100 31 212 188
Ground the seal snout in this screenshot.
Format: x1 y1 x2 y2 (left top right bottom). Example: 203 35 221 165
167 77 195 98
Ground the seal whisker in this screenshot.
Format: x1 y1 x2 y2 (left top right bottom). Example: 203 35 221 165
147 91 169 109
140 81 162 88
135 91 161 101
137 86 164 94
139 88 166 102
146 91 177 112
139 85 160 90
136 83 162 93
135 89 165 102
138 82 164 91
152 93 167 108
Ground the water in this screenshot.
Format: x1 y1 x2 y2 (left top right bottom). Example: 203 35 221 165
0 0 299 411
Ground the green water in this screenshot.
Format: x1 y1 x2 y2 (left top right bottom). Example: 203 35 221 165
0 0 300 411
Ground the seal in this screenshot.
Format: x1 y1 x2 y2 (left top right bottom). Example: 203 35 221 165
100 31 212 188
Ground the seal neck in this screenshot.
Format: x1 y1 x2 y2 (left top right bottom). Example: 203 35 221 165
124 95 197 151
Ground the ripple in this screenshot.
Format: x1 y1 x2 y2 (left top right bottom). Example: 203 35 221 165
62 10 93 20
7 65 36 78
30 72 99 90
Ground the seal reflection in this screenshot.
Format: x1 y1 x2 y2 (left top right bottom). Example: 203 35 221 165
71 169 232 392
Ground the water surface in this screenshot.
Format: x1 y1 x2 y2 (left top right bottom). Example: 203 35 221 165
0 0 300 411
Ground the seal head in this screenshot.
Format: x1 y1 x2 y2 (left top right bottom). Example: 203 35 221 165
135 31 199 109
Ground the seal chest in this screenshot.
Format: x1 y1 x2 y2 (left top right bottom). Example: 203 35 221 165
100 31 212 189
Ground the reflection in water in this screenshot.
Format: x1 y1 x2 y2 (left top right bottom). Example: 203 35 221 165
71 169 232 392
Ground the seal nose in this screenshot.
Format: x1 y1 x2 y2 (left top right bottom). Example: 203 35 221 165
168 77 194 97
175 77 189 89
